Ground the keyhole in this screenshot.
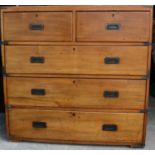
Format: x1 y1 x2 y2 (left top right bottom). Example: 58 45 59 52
73 47 76 51
73 80 76 84
72 113 76 117
112 13 115 17
35 14 38 17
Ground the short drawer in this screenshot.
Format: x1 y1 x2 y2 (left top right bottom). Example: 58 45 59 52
5 46 148 76
9 108 144 144
7 77 146 110
3 12 72 41
77 12 151 42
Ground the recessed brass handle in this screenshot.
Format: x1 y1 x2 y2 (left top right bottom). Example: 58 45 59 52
104 57 120 64
30 57 45 63
31 89 46 96
106 23 120 30
29 24 44 31
104 91 119 98
102 124 117 131
32 121 47 128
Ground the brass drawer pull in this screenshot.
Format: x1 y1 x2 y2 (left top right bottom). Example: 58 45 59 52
29 24 44 31
31 89 46 96
30 57 45 63
104 57 120 64
104 91 119 98
32 121 47 128
106 23 120 30
102 124 117 131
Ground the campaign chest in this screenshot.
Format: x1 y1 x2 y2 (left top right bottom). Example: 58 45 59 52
1 6 153 147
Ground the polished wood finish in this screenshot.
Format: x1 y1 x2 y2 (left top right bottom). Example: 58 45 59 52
5 45 148 75
1 6 153 147
5 74 146 80
2 5 153 12
7 77 146 110
3 42 149 46
9 108 144 144
0 6 15 112
3 12 73 41
77 12 150 42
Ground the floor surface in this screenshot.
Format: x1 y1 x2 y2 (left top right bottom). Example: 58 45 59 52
0 97 155 150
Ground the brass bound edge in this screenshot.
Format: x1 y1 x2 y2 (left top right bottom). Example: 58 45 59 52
142 70 150 80
5 104 12 109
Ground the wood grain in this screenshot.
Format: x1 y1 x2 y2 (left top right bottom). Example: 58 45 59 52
6 74 145 80
9 108 144 143
3 12 73 41
5 45 148 76
2 5 153 12
1 5 153 146
77 12 150 42
7 77 146 110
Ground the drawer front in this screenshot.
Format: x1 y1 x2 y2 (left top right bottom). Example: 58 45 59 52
77 12 150 42
5 46 148 76
3 12 72 41
9 108 144 143
7 77 146 110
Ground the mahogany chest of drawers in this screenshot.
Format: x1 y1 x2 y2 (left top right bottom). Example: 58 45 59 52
1 6 153 147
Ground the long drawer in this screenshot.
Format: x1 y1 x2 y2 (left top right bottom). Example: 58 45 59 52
7 77 146 110
3 12 73 41
5 46 148 76
77 11 151 42
9 108 144 144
